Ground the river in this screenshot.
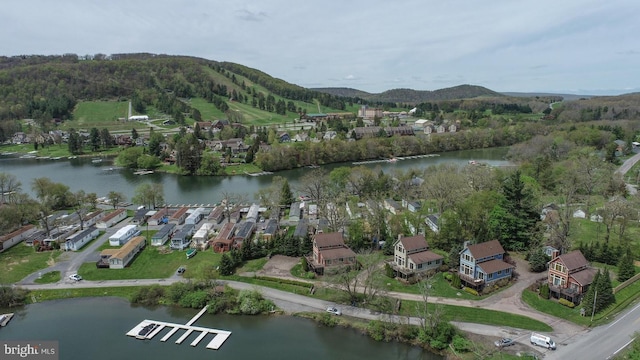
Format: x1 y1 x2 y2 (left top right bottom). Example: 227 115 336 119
0 297 441 360
0 147 511 205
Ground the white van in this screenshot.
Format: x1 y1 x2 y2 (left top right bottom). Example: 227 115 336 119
530 333 556 350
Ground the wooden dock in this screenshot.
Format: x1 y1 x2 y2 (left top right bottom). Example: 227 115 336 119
125 306 231 350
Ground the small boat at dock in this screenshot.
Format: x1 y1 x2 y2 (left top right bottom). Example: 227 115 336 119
0 313 14 327
186 248 197 259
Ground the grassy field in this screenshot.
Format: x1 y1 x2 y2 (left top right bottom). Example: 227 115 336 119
34 271 61 284
0 245 62 284
377 272 483 300
77 246 222 280
28 286 141 303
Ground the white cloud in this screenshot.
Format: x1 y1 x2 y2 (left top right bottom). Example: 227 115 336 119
2 0 639 94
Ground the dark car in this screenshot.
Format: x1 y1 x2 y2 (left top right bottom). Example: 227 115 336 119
494 338 515 348
177 267 186 275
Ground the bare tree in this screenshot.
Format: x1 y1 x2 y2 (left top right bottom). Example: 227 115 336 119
414 275 445 333
601 196 633 243
0 172 21 205
107 191 126 209
421 164 468 214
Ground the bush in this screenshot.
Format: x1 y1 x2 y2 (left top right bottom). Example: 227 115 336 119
178 290 210 308
367 320 387 341
131 285 165 306
237 289 275 315
301 257 309 272
451 335 472 352
539 283 550 299
451 273 461 289
384 263 395 278
318 313 338 327
558 298 576 308
463 287 479 296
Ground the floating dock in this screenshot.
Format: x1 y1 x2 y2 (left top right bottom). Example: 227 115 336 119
125 306 231 350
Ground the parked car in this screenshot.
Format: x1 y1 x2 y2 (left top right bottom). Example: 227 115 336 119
494 338 515 348
530 333 556 350
69 274 82 281
326 306 341 316
177 267 186 275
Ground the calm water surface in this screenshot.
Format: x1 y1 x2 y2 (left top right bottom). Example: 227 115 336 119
0 297 441 360
0 147 510 204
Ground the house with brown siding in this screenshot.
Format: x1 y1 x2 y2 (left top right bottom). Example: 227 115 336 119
307 232 357 275
211 222 235 253
170 207 189 225
547 250 597 304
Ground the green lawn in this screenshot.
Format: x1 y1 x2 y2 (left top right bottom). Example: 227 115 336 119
0 245 62 284
236 257 269 273
378 272 482 300
77 246 222 280
34 271 61 284
28 286 142 303
73 100 129 123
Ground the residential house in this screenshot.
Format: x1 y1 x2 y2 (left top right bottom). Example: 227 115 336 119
170 224 194 250
107 236 146 269
195 121 212 131
323 131 337 140
64 226 99 251
307 232 357 275
289 202 302 222
547 250 597 304
233 221 255 248
96 209 127 229
425 214 440 233
294 133 309 142
406 201 421 213
211 222 235 253
185 207 205 225
0 225 37 252
151 223 176 246
384 199 403 215
392 235 444 281
278 132 291 143
261 219 279 241
148 208 170 226
245 204 260 223
170 207 189 225
207 206 225 225
459 240 514 290
130 208 148 225
573 209 586 219
108 225 140 246
192 222 214 250
82 210 105 228
307 204 318 220
293 219 309 240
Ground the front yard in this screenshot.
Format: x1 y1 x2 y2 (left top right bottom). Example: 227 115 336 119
78 246 222 280
0 245 62 284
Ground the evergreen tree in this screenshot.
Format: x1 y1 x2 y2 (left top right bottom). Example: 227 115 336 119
280 179 294 207
131 128 139 140
582 271 599 315
528 248 550 273
219 253 234 276
489 170 540 251
241 238 253 261
300 233 312 256
597 268 615 310
617 249 636 282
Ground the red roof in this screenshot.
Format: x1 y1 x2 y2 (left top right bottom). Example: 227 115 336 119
314 232 345 248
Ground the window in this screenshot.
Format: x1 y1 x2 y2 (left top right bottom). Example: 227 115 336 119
417 263 423 269
487 273 493 280
410 263 414 270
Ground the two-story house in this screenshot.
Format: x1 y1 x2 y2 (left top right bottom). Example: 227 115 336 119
459 240 514 291
392 235 443 281
307 232 357 275
547 250 597 304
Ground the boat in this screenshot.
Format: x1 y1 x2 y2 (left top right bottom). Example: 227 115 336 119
91 158 103 163
136 323 158 339
0 313 14 327
387 157 398 163
68 156 77 159
186 248 197 259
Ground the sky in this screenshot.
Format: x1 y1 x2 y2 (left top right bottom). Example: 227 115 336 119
2 0 639 95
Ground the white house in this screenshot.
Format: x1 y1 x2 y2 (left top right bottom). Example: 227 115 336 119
108 224 140 246
0 225 37 252
96 209 127 229
64 226 99 251
128 115 149 121
573 209 586 219
185 207 205 225
192 222 213 250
